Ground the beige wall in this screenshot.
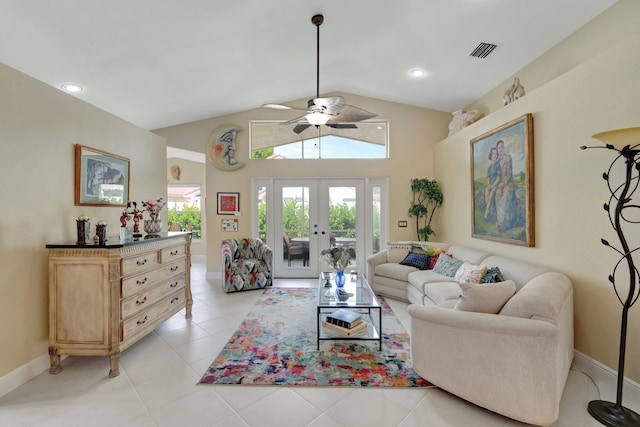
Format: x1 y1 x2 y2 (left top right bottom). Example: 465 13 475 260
434 34 640 382
154 93 451 273
166 157 206 256
0 64 168 377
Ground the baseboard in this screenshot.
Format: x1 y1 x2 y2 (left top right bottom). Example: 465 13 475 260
573 350 640 413
0 353 66 399
206 271 222 280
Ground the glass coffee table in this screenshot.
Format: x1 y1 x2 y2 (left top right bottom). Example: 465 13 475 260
317 272 382 350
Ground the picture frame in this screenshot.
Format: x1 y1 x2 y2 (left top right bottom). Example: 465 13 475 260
75 144 130 207
217 192 240 215
470 113 534 246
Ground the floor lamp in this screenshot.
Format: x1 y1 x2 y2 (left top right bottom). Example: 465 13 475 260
581 127 640 427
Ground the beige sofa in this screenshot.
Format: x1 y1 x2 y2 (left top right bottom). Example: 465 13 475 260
366 242 574 426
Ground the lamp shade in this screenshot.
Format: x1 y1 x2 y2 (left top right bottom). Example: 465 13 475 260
592 127 640 150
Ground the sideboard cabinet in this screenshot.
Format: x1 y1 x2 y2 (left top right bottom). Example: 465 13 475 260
46 232 192 377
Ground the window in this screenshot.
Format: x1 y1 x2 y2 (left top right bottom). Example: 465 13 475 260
250 120 388 159
167 184 201 240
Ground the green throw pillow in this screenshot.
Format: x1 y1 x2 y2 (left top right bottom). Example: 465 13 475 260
433 254 465 277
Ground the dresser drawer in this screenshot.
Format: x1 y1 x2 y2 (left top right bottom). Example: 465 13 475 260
121 290 185 341
121 252 159 276
161 245 186 263
121 275 186 319
121 262 186 297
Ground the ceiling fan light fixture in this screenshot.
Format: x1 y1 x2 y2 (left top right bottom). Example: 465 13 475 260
305 112 330 125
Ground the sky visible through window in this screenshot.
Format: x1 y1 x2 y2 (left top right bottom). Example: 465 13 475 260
273 135 386 159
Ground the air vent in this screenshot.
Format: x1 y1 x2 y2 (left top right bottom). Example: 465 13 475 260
470 42 498 59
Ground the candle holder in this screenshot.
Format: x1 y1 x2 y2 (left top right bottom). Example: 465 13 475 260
76 216 90 245
581 127 640 427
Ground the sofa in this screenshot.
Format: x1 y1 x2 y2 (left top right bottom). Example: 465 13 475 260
366 242 574 426
221 238 273 293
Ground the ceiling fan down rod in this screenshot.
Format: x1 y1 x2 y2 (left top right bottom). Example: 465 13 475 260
312 14 323 99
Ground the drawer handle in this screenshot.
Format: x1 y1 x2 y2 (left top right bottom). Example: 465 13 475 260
136 296 147 305
137 316 148 325
170 266 179 272
170 297 179 304
170 282 179 288
170 250 179 256
136 277 148 285
136 258 147 266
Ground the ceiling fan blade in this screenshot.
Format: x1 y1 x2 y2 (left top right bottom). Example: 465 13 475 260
326 104 377 123
284 115 310 125
326 123 358 129
263 103 309 112
293 124 311 134
311 96 346 115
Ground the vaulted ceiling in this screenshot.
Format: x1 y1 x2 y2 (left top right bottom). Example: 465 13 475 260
0 1 617 130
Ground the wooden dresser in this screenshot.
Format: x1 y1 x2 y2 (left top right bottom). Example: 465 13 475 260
46 232 192 377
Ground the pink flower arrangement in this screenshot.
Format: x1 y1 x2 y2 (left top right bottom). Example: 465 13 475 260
141 197 167 221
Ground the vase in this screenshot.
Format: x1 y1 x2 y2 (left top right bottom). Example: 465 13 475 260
143 219 162 236
335 270 346 288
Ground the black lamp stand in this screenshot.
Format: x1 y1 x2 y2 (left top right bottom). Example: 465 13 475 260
581 141 640 427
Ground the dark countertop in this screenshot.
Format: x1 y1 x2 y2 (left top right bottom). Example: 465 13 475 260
46 232 191 249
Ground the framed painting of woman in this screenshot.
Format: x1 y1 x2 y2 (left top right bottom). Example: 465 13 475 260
470 113 534 246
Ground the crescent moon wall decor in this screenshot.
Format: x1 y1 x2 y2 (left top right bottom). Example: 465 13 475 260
207 124 245 171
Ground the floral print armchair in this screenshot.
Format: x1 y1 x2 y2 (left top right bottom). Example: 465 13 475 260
221 238 273 293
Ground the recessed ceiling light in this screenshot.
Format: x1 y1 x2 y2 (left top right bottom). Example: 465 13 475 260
61 83 83 93
408 68 427 78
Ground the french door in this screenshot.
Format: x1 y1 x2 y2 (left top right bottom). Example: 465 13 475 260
273 179 365 278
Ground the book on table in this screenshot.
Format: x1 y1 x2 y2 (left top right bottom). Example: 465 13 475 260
322 319 368 336
325 308 362 329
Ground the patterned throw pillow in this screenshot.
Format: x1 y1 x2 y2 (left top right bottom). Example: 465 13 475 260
433 254 465 277
400 252 430 270
481 266 505 283
412 243 443 256
454 262 488 284
386 242 412 263
428 254 440 270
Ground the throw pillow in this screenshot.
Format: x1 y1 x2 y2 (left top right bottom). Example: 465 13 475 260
454 262 488 284
481 266 505 283
386 242 412 263
412 243 443 256
433 254 465 277
400 252 430 270
454 280 516 314
428 254 440 270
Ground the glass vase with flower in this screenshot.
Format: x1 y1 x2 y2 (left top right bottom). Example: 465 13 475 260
320 246 356 288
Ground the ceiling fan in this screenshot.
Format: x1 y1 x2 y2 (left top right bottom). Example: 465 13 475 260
262 14 377 134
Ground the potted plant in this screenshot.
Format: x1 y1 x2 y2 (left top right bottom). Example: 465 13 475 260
407 178 443 241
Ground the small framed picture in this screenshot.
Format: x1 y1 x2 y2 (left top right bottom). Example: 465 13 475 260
217 192 240 215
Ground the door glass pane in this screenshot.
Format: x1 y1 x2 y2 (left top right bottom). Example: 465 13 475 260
257 184 267 242
372 185 381 253
328 186 356 270
281 186 310 269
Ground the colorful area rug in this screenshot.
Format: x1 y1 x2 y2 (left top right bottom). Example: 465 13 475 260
198 287 432 387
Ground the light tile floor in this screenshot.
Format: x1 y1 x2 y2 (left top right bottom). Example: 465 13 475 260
0 255 604 427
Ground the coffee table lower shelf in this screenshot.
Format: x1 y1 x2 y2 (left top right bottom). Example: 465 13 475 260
317 308 382 350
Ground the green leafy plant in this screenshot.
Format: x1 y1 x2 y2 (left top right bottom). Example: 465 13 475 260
407 178 443 241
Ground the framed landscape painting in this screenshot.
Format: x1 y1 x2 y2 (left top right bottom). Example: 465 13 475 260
75 144 129 207
470 113 534 246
